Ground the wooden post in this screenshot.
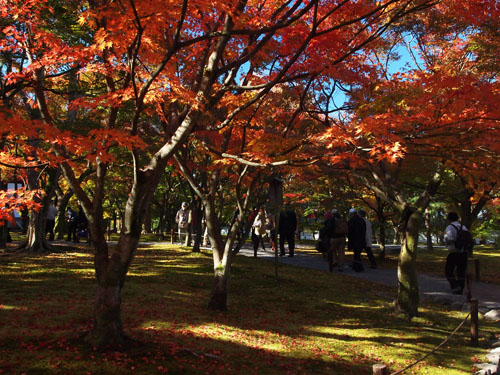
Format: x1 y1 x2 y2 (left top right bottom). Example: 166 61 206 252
373 364 387 375
470 298 479 345
466 274 472 302
170 228 175 244
474 258 480 282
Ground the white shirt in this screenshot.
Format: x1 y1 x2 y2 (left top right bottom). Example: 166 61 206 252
445 221 468 252
252 212 266 236
363 217 372 247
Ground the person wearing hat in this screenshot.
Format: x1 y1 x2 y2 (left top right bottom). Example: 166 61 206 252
176 202 192 245
347 208 366 272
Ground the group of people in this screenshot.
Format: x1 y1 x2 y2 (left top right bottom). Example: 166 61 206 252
44 201 88 243
320 208 377 273
249 203 297 258
173 200 472 296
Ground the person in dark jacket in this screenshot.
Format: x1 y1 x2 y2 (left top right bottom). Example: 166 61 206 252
279 203 297 257
66 206 78 242
347 208 366 272
444 212 469 295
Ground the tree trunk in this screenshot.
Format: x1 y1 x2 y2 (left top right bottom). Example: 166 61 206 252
84 283 127 348
396 209 421 318
23 210 51 252
143 205 152 234
425 208 433 251
55 188 73 240
192 199 203 252
84 227 137 348
392 223 400 244
0 223 8 249
377 218 386 260
208 266 230 310
19 167 58 252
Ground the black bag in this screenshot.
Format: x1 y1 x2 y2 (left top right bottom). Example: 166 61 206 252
452 224 474 253
315 239 327 253
316 224 329 253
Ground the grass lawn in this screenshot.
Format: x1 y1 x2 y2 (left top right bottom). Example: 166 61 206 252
0 243 498 375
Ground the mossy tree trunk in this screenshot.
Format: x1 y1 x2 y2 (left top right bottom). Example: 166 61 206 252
20 168 59 252
396 207 421 318
355 162 443 318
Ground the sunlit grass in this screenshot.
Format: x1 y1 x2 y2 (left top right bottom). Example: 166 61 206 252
0 244 497 375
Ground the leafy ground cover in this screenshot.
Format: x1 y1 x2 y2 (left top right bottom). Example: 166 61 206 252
0 244 497 375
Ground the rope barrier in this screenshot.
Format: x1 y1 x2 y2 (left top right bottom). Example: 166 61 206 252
389 312 471 375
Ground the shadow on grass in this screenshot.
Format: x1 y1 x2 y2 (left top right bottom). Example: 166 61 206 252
0 245 494 375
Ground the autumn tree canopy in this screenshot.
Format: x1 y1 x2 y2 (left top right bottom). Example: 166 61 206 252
2 0 499 342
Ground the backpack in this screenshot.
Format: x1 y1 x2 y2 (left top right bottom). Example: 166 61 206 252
178 210 189 228
334 218 348 235
451 224 474 253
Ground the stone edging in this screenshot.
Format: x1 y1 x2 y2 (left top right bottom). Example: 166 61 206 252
476 306 500 375
428 294 500 375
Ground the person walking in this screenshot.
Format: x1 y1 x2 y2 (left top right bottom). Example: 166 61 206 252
444 212 469 295
176 202 192 246
251 207 266 257
358 209 377 269
66 206 78 242
327 209 348 272
75 204 88 243
278 202 297 257
347 208 366 272
265 210 277 252
45 201 58 241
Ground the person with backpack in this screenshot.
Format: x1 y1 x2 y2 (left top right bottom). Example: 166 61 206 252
358 209 377 269
444 212 472 295
327 209 348 272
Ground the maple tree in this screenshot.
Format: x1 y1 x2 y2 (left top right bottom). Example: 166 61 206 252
314 3 500 316
3 0 470 345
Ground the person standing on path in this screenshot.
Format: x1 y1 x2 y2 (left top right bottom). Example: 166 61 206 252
252 207 266 257
45 200 58 241
358 209 377 269
347 208 366 272
66 206 78 242
444 211 469 295
327 209 347 272
278 202 297 257
176 202 192 246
